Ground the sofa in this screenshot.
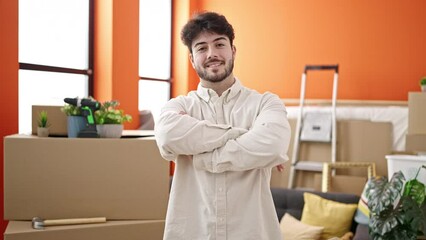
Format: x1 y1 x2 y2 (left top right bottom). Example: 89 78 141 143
271 187 370 240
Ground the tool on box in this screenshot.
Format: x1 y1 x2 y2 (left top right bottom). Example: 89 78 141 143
64 97 100 138
32 217 107 229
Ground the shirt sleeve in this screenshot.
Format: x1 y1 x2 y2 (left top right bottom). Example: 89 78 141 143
154 96 248 161
193 94 291 172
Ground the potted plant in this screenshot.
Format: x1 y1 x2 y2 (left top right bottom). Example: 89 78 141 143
37 110 50 137
420 77 426 92
94 100 132 138
61 102 86 138
366 166 426 240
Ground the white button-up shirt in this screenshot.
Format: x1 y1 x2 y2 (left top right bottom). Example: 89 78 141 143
155 79 291 240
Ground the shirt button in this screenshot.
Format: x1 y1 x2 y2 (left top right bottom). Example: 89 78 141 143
218 187 223 192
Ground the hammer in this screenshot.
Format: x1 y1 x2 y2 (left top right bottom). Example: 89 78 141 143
32 217 106 229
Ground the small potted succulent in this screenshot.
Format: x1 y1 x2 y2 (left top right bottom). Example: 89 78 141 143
94 100 132 138
420 77 426 92
37 110 50 137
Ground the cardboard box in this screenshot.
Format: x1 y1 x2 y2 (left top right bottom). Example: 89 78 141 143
4 133 169 220
32 105 67 136
270 119 392 190
408 92 426 134
4 220 165 240
405 134 426 152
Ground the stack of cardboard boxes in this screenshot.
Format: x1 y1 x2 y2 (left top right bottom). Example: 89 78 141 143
406 92 426 153
3 133 170 239
270 118 393 195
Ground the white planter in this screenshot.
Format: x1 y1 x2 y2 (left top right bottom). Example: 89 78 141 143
421 85 426 92
386 154 426 184
96 124 123 138
37 127 49 137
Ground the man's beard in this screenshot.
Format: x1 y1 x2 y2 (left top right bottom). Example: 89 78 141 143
195 58 234 83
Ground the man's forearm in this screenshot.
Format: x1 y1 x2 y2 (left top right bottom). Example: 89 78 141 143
155 110 248 158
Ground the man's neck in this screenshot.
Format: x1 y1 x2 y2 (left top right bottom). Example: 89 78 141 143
201 75 235 97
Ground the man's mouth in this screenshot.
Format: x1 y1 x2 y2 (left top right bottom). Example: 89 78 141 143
205 61 223 68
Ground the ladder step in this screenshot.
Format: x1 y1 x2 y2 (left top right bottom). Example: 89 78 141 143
293 161 324 172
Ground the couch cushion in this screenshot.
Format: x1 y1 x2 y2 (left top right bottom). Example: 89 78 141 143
280 213 324 240
301 192 358 240
271 188 360 224
354 180 370 225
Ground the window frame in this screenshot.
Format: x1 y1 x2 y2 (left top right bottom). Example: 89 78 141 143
18 0 95 96
138 0 173 112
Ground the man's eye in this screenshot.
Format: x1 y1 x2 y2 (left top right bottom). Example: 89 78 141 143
197 47 206 52
217 43 225 47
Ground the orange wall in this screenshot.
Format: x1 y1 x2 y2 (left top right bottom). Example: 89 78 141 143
94 0 140 129
94 0 113 103
172 0 426 101
0 0 18 232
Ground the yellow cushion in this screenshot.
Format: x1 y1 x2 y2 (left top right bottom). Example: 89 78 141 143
280 213 324 240
301 192 358 240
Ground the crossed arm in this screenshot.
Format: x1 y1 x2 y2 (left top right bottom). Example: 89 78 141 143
154 95 291 173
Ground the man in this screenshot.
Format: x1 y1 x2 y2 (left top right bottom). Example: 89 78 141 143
155 11 291 240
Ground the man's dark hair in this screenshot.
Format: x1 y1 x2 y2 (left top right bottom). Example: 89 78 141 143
181 12 235 53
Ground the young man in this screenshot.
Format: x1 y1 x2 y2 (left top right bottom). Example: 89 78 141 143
155 11 291 240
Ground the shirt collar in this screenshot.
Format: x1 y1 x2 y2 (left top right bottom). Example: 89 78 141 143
196 78 242 103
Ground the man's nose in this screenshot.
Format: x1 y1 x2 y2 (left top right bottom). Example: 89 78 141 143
207 46 218 59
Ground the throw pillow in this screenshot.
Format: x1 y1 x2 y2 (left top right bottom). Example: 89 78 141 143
301 192 358 240
280 213 324 240
354 180 370 225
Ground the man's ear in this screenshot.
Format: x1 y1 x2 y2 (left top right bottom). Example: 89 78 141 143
189 53 195 68
232 45 236 58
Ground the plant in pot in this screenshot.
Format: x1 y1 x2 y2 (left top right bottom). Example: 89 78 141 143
366 166 426 240
420 77 426 92
61 102 86 138
94 100 132 138
37 110 50 137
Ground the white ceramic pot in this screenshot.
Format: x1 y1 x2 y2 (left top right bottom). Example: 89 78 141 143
421 85 426 92
96 124 123 138
37 127 49 137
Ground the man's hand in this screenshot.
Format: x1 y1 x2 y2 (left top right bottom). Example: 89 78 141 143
276 164 284 172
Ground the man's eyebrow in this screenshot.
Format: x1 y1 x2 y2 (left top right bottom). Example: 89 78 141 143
193 37 228 49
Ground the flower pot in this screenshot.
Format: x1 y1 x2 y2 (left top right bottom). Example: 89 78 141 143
37 127 49 137
67 116 86 138
421 85 426 92
96 124 123 138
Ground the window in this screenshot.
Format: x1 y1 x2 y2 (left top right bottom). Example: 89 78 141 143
138 0 171 123
18 0 93 134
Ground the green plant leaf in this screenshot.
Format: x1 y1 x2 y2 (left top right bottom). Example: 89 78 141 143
421 203 426 236
401 196 426 239
369 207 400 236
61 104 82 116
367 172 405 214
94 100 132 125
37 110 50 128
403 179 425 206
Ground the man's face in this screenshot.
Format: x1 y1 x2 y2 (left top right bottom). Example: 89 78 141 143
190 31 236 83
